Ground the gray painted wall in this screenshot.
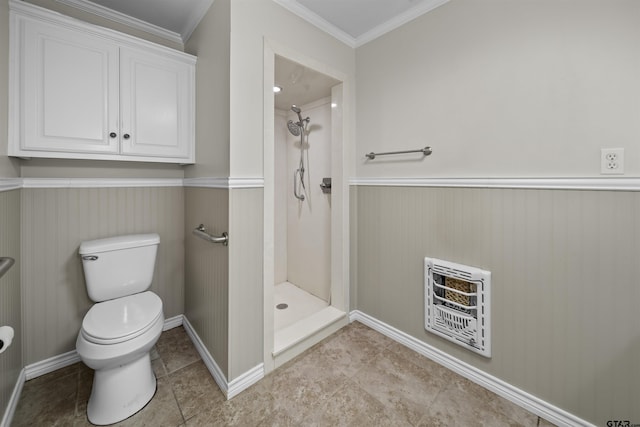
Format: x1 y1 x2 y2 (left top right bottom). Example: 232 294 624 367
183 0 231 179
353 185 640 426
21 187 185 364
356 0 640 178
0 190 21 418
184 187 229 378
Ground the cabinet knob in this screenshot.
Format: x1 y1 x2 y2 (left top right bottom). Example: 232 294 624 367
123 134 130 140
109 132 117 138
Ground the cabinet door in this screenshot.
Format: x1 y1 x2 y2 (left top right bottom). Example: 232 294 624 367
21 19 119 153
119 47 194 160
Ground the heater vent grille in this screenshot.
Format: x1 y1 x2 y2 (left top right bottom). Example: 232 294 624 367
425 258 491 357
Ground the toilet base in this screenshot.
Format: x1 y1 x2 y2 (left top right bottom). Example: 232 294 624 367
87 353 157 425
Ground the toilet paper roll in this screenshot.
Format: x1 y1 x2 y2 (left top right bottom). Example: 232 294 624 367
0 326 14 354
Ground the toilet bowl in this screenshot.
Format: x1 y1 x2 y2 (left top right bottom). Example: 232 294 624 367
77 292 164 425
76 234 164 425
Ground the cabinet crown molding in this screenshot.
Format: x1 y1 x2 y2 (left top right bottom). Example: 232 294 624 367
8 0 195 62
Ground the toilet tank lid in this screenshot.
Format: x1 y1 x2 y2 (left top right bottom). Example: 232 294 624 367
79 233 160 255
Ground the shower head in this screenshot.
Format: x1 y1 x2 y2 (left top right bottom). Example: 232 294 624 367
287 105 309 136
287 120 301 136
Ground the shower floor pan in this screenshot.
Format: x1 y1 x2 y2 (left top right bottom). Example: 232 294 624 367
274 281 328 330
273 282 346 364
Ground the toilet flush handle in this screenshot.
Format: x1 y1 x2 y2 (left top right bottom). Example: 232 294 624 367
82 255 98 261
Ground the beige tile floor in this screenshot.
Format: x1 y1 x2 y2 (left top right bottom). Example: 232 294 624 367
12 322 557 426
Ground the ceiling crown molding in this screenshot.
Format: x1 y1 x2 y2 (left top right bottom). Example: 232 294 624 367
272 0 450 48
272 0 357 48
355 0 449 47
54 0 184 46
180 0 214 44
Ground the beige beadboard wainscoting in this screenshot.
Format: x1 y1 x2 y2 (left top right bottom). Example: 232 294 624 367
184 185 264 387
351 183 640 427
228 188 264 381
20 185 185 365
0 188 21 426
184 186 230 379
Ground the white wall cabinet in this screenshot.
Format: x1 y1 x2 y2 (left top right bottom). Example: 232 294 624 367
9 2 196 163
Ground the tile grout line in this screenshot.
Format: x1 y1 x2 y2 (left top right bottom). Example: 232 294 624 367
163 359 188 427
415 385 448 426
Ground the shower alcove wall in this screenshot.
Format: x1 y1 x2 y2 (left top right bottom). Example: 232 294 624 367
264 52 349 371
275 98 330 315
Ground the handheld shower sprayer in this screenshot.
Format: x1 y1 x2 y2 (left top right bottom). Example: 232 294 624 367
291 105 302 122
287 105 309 201
290 105 309 128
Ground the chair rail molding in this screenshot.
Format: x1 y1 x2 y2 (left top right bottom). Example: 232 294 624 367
349 176 640 191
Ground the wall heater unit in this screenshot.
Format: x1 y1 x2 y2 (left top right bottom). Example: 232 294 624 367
424 258 491 357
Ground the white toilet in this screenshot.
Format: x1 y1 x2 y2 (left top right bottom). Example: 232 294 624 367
76 233 164 425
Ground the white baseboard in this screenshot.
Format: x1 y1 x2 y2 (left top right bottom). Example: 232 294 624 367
24 350 81 381
162 314 184 331
227 364 264 400
181 315 228 396
181 315 264 400
349 310 594 427
0 368 25 427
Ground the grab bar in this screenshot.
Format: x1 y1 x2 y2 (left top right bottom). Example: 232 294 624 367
0 257 15 279
193 224 229 246
365 146 432 160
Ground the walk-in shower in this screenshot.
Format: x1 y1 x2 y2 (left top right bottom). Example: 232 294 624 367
269 53 346 370
287 105 310 201
273 98 333 357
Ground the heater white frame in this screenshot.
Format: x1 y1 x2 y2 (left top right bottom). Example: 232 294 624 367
425 257 491 358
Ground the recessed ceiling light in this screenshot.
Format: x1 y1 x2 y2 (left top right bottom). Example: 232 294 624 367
273 86 283 93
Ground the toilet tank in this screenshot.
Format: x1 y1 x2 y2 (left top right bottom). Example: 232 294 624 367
79 234 160 302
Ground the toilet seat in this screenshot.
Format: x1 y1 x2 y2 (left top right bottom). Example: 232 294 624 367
81 291 163 345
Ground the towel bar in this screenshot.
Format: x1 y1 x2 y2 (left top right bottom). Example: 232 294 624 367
365 146 432 160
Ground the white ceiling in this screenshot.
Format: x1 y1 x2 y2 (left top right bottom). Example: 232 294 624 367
56 0 448 47
274 55 340 111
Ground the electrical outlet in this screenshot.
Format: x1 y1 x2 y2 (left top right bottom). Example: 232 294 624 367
601 148 624 175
